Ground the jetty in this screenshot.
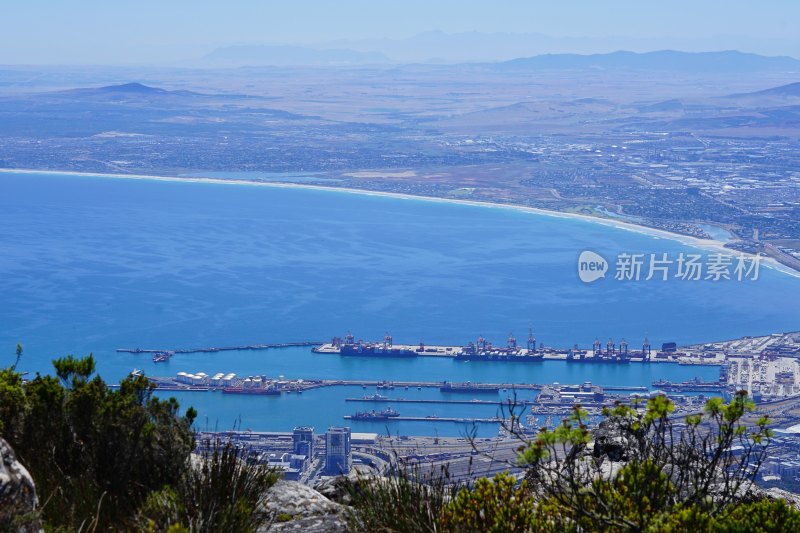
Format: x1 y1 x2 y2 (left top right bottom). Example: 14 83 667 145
143 375 649 396
346 397 536 406
343 415 503 424
117 341 322 355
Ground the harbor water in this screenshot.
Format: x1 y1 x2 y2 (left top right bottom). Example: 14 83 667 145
1 170 799 436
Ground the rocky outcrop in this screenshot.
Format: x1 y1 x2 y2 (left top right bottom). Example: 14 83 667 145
313 472 359 505
260 480 348 532
591 416 644 463
0 438 40 532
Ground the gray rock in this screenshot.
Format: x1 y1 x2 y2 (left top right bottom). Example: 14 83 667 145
761 487 800 509
0 438 41 532
592 418 638 462
260 480 348 532
314 474 357 505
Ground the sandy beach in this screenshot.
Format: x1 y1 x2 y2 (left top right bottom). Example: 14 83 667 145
2 167 797 278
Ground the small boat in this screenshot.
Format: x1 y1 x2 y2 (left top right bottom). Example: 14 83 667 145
152 352 171 363
365 393 388 401
346 408 401 421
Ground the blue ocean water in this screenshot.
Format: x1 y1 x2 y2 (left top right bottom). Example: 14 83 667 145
1 170 798 436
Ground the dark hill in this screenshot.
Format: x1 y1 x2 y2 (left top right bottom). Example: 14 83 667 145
728 82 800 98
495 50 800 73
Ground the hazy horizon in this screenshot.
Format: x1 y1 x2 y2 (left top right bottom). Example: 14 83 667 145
3 0 800 65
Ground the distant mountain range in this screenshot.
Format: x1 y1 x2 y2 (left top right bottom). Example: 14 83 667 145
188 45 800 73
322 30 800 64
495 50 800 73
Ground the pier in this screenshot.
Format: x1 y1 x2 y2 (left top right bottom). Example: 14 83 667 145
343 415 503 424
117 341 322 355
144 375 648 395
346 397 536 406
345 396 636 415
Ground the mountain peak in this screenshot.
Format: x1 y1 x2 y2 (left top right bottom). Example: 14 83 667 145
97 82 166 93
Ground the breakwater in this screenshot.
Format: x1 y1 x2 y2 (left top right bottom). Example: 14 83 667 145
117 341 322 355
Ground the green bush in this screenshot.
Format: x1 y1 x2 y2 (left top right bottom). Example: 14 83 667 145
439 472 535 533
345 464 455 533
646 499 800 532
517 392 774 530
134 440 279 532
0 353 280 531
0 355 197 529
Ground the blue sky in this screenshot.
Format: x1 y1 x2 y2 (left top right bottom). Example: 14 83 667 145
2 0 799 64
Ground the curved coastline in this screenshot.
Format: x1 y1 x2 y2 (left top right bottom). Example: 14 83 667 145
2 167 798 279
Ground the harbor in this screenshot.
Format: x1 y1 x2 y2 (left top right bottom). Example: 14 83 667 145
113 332 788 437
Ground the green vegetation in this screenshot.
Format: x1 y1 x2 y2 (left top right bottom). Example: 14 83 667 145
0 353 277 531
439 473 536 532
518 392 773 529
345 464 456 533
348 392 800 532
134 439 280 532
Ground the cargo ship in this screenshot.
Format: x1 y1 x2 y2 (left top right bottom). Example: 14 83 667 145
440 381 500 394
455 351 544 362
566 339 634 364
340 344 417 358
332 332 417 358
345 408 401 421
455 332 544 363
652 377 725 392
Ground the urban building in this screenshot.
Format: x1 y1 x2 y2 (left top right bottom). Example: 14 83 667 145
293 426 315 458
324 426 352 475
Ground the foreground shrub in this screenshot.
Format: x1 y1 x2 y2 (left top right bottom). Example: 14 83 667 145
345 463 455 533
646 498 800 532
516 392 773 530
439 472 535 533
135 439 280 532
0 355 197 529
